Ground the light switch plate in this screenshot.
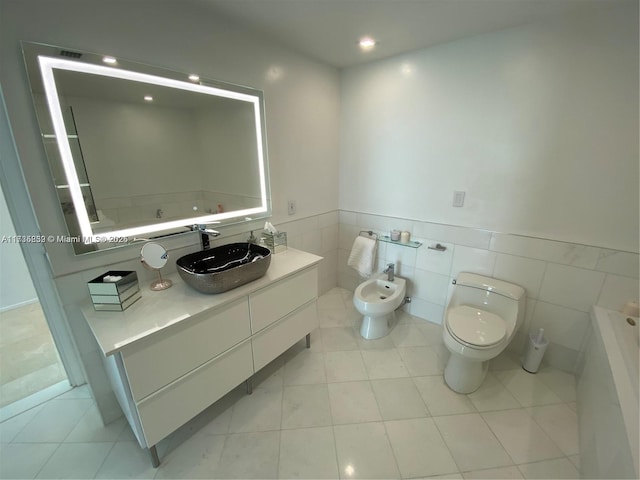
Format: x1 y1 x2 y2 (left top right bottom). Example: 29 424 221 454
453 191 465 207
287 200 296 215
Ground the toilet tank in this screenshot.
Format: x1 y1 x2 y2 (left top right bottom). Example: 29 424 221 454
448 273 526 332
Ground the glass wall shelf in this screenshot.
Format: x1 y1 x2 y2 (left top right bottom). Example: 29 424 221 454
379 235 422 248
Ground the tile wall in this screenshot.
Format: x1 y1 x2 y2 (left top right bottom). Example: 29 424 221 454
337 210 639 373
273 211 339 295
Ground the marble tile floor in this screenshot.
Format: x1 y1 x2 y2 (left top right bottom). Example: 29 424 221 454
0 287 580 479
0 302 67 409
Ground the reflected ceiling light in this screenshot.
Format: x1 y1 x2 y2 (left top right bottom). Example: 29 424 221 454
144 95 153 101
266 65 283 82
188 74 200 82
102 56 117 65
359 37 376 50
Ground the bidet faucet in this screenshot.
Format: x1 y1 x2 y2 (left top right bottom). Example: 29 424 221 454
383 263 395 281
194 224 220 250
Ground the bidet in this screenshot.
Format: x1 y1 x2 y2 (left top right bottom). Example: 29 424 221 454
353 273 407 339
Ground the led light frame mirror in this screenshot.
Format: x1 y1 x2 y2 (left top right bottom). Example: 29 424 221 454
22 41 271 254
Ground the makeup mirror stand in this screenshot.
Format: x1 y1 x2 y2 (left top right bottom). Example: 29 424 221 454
140 242 173 291
150 269 172 291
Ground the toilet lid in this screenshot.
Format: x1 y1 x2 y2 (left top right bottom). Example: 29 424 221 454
447 305 506 347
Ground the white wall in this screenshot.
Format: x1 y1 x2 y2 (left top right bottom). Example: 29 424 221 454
72 98 200 200
70 96 261 204
0 183 38 311
0 0 340 277
338 3 638 373
197 102 261 200
62 97 262 227
0 0 340 420
340 3 638 253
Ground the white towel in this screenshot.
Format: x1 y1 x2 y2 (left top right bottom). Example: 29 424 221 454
347 236 377 277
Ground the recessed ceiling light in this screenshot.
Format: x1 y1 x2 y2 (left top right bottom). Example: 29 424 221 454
359 37 376 50
102 56 117 65
188 74 200 82
144 95 153 101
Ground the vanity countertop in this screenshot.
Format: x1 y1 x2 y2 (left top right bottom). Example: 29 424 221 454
82 248 323 356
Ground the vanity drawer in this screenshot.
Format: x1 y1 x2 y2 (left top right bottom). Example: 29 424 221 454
137 340 253 447
122 298 250 401
249 267 317 333
252 300 318 371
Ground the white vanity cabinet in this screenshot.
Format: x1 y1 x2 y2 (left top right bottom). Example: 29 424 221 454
250 267 318 370
123 298 251 403
83 248 321 466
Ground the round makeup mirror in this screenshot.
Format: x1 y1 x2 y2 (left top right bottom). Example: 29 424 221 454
140 242 172 291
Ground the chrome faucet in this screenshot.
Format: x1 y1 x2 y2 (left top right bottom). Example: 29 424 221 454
383 263 395 281
194 224 220 250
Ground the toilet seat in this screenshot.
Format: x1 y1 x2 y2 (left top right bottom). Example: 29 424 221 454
446 305 506 348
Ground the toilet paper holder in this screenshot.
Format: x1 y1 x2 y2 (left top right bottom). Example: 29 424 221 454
428 243 447 252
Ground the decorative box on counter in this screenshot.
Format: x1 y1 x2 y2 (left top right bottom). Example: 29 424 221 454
261 231 287 253
88 270 141 311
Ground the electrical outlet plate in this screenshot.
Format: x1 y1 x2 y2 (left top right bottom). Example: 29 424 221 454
287 200 296 215
453 191 465 207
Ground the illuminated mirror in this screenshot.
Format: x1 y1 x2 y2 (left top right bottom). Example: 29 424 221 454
22 42 271 255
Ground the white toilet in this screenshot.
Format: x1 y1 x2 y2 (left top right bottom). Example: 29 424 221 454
353 266 406 340
442 272 525 393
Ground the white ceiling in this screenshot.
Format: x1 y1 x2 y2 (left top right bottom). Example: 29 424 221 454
201 0 628 68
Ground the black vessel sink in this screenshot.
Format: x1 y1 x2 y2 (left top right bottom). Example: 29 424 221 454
176 242 271 294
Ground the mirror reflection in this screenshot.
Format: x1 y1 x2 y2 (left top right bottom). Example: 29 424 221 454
22 42 271 255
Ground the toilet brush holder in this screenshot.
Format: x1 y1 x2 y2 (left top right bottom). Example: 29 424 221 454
522 329 549 373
